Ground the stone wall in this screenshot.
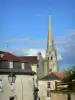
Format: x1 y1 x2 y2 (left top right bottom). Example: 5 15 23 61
51 93 75 100
38 80 61 100
71 94 75 100
0 75 34 100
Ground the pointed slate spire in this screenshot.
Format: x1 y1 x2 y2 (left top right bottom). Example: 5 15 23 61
46 14 54 53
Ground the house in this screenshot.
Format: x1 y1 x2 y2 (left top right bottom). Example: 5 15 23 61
20 56 38 85
0 51 35 100
20 56 38 74
38 72 65 100
20 55 39 100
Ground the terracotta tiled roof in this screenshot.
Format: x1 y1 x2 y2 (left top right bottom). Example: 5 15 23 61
0 51 27 62
53 72 66 78
18 57 28 62
40 72 66 80
20 56 38 64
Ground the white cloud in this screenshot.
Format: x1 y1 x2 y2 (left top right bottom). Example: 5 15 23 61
25 49 38 56
68 30 75 35
24 48 46 58
0 46 62 61
57 53 63 61
24 48 62 61
1 30 75 71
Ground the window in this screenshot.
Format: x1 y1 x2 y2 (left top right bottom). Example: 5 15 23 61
47 90 51 97
9 62 13 68
0 80 2 92
51 56 53 60
47 82 50 88
10 97 14 100
22 63 25 69
0 80 2 88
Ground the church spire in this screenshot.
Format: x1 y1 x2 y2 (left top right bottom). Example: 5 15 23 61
46 14 54 53
44 15 58 76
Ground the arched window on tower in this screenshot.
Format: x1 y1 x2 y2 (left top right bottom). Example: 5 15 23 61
51 56 53 60
48 57 49 60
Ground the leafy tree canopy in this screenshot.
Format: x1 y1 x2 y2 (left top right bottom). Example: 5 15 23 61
61 66 75 82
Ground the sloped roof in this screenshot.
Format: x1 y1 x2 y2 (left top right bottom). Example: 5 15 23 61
54 72 66 78
0 51 35 75
0 51 27 62
40 72 66 80
0 69 35 75
20 56 38 64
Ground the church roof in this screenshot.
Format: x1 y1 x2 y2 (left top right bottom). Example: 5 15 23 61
39 72 66 80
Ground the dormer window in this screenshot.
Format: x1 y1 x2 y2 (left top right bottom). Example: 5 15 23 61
9 62 13 68
22 63 25 69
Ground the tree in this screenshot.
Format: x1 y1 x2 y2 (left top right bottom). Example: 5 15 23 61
61 66 75 91
62 66 75 82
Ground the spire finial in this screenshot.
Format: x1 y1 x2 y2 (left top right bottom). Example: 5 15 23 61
49 14 52 29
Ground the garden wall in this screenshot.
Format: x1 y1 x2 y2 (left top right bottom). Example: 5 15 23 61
51 93 75 100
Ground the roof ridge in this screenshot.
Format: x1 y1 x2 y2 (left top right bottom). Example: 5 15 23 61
0 51 28 62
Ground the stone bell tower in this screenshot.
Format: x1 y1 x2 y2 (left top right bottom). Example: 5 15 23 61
44 15 58 76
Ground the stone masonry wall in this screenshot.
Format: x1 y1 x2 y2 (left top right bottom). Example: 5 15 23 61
51 93 75 100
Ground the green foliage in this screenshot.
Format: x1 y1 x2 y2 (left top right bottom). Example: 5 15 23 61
61 66 75 82
61 66 75 91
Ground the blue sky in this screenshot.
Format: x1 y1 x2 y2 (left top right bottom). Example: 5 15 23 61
0 0 75 71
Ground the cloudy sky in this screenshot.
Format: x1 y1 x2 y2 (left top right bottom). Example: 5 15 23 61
0 0 75 71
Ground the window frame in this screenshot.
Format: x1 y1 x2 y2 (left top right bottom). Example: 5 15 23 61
51 56 53 60
9 96 16 100
47 82 51 88
9 62 13 68
47 90 51 97
22 63 25 69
